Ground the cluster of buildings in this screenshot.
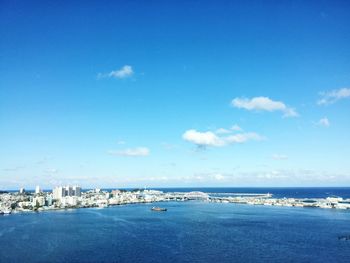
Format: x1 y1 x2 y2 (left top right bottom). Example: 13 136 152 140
1 187 350 215
52 186 82 206
0 185 83 214
0 186 168 214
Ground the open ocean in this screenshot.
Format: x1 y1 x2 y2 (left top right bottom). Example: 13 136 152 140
1 188 350 262
154 187 350 199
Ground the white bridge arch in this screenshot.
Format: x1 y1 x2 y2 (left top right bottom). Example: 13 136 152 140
183 191 209 201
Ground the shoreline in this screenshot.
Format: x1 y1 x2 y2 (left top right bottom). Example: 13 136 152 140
2 189 350 216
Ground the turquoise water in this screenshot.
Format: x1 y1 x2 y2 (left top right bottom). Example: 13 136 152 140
1 202 350 262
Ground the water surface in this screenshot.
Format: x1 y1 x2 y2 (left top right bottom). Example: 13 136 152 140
1 202 350 262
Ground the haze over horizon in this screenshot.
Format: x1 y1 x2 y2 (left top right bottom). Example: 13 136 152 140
1 1 350 189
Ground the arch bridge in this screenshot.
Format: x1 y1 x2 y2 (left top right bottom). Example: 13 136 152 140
183 191 209 201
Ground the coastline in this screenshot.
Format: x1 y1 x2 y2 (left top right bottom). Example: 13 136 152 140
1 188 350 216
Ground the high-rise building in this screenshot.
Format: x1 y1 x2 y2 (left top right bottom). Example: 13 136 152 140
32 196 45 207
65 186 73 196
53 186 65 200
53 185 82 200
35 185 41 194
19 188 25 194
73 186 81 197
46 194 53 206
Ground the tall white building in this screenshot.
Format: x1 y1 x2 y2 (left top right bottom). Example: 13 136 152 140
32 196 45 207
53 186 65 200
53 185 82 200
35 185 41 194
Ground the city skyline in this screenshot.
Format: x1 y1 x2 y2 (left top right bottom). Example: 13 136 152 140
1 1 350 189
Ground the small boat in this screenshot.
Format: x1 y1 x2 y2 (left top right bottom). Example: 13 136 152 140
338 235 350 241
151 206 167 212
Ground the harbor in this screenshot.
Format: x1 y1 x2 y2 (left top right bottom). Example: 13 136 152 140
1 187 350 215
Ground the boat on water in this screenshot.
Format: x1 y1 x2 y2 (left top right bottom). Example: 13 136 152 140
151 206 167 212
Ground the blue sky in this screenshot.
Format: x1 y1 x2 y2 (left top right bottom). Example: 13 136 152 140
1 0 350 189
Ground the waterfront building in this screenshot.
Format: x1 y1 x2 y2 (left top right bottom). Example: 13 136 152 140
35 186 42 194
53 185 82 200
19 188 25 194
111 190 121 197
46 194 53 206
73 186 81 197
61 196 78 206
65 186 74 196
53 186 65 200
32 196 45 207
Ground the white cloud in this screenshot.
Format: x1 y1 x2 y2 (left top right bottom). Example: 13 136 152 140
317 117 330 127
231 124 242 131
109 65 133 78
213 173 225 181
215 125 243 134
182 129 263 148
225 132 263 143
272 154 288 160
182 130 224 147
192 172 228 182
231 96 298 117
98 65 134 79
191 168 350 185
215 128 231 134
256 170 288 179
318 88 350 105
108 147 150 157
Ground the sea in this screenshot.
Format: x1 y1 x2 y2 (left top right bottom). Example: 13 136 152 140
1 187 350 263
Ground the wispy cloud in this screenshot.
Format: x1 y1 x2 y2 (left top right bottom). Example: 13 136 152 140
98 65 134 79
231 124 243 131
317 117 330 127
108 147 150 157
318 88 350 105
44 168 59 174
36 156 53 165
231 96 298 117
161 142 178 150
2 165 25 172
192 172 228 182
225 133 263 143
215 124 242 134
190 168 349 185
272 154 288 160
215 128 231 134
182 129 263 148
